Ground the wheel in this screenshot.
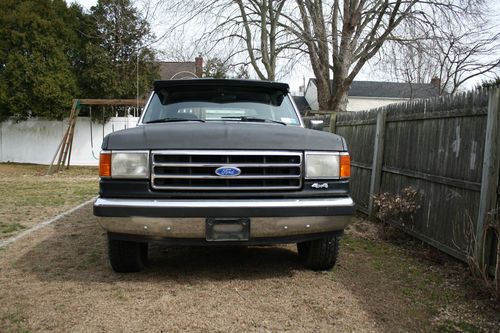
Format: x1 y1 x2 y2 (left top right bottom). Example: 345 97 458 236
297 235 340 271
107 235 147 273
140 242 149 265
297 241 310 259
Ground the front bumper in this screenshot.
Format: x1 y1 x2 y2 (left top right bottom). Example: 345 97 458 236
93 197 354 241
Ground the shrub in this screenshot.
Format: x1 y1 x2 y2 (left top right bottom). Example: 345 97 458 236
372 186 422 239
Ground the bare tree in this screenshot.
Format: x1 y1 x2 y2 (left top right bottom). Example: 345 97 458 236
230 0 287 80
158 0 488 111
159 32 204 62
380 8 500 95
156 0 300 81
281 0 485 111
378 24 439 87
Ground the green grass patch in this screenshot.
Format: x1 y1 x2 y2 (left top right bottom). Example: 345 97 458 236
435 320 481 333
0 223 26 234
1 310 31 333
0 163 98 238
339 231 466 329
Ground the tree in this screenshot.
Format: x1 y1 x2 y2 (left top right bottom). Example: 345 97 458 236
165 0 486 111
64 3 96 98
82 0 159 99
0 0 78 121
283 0 484 111
229 0 289 80
234 65 250 79
203 57 230 78
380 13 500 95
164 0 298 81
202 58 250 79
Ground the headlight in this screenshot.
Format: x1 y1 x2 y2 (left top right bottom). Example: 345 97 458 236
99 151 149 178
305 152 350 179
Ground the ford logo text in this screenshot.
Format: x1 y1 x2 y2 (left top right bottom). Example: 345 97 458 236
215 166 241 177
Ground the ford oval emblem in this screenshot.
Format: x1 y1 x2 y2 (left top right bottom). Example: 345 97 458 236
215 166 241 177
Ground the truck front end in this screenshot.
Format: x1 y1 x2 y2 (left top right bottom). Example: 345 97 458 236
93 79 354 272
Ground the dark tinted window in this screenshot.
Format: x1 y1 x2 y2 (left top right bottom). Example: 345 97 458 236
142 86 300 125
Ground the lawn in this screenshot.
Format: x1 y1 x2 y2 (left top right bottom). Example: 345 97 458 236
0 164 499 332
0 212 498 332
0 163 98 238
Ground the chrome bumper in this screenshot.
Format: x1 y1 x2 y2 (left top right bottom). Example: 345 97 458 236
94 197 354 239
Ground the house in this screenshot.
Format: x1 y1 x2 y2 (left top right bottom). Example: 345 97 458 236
304 79 440 111
158 56 203 80
292 95 311 114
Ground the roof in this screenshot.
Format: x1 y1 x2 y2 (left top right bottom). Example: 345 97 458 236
309 79 439 99
292 96 310 112
153 79 290 93
158 61 197 80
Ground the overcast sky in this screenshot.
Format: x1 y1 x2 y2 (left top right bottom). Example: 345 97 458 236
71 0 500 94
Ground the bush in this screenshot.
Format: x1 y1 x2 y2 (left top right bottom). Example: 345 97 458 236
372 186 422 239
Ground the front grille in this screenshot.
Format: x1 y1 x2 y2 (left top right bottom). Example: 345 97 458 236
151 150 303 191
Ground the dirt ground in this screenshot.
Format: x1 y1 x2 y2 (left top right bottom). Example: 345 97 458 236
1 204 499 332
0 163 97 238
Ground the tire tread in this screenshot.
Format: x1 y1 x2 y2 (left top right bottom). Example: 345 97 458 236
298 236 340 271
108 236 145 273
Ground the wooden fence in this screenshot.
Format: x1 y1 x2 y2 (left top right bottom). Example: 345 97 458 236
327 87 499 269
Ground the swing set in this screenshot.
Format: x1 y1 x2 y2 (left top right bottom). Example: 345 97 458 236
47 99 146 175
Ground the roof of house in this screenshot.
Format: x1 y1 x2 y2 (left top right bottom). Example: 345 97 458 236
158 62 198 80
292 96 310 113
309 79 439 99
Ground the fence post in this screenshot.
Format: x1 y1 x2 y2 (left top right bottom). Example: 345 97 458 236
368 109 387 216
329 112 337 133
476 87 500 269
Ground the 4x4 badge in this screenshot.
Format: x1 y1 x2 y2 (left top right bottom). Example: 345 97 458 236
311 183 329 189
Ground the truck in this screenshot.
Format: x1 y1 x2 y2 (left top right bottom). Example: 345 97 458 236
93 79 354 272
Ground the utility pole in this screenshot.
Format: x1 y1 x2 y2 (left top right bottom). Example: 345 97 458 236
136 51 139 113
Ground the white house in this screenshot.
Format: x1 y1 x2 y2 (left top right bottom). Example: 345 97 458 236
304 79 440 111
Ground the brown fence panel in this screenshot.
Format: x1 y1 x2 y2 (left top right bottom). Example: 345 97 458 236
329 89 492 261
336 111 377 212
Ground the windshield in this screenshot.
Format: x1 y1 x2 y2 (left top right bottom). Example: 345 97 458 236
141 85 301 126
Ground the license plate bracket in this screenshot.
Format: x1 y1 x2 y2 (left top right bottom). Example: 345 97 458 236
206 218 250 241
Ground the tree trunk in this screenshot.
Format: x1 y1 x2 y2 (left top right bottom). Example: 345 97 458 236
316 77 331 110
325 71 351 112
329 84 349 113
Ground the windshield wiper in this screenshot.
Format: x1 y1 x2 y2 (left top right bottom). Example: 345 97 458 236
145 117 205 124
221 116 287 126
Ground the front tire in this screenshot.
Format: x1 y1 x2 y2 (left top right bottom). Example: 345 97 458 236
297 235 340 271
108 235 147 273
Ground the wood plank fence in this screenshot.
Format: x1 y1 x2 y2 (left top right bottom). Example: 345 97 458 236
321 87 499 270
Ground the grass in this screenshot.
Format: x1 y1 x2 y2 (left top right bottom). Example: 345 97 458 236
335 220 499 332
0 223 26 234
364 237 450 302
435 320 481 333
0 163 98 238
0 310 31 333
0 214 498 332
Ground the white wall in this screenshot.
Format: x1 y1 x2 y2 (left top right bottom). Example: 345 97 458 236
0 117 139 166
304 80 319 111
347 96 409 111
303 80 409 112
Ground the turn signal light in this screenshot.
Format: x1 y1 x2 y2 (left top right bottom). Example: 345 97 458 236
340 154 350 178
99 152 111 177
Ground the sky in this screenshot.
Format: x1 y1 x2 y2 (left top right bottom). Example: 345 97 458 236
71 0 500 95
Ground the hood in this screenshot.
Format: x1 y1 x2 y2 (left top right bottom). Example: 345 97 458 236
102 122 346 151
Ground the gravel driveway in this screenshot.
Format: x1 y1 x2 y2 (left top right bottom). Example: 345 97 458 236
1 204 498 332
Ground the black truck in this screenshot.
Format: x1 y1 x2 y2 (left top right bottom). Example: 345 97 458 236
94 79 354 272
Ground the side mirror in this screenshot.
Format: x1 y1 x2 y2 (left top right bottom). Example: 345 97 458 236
309 119 324 131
